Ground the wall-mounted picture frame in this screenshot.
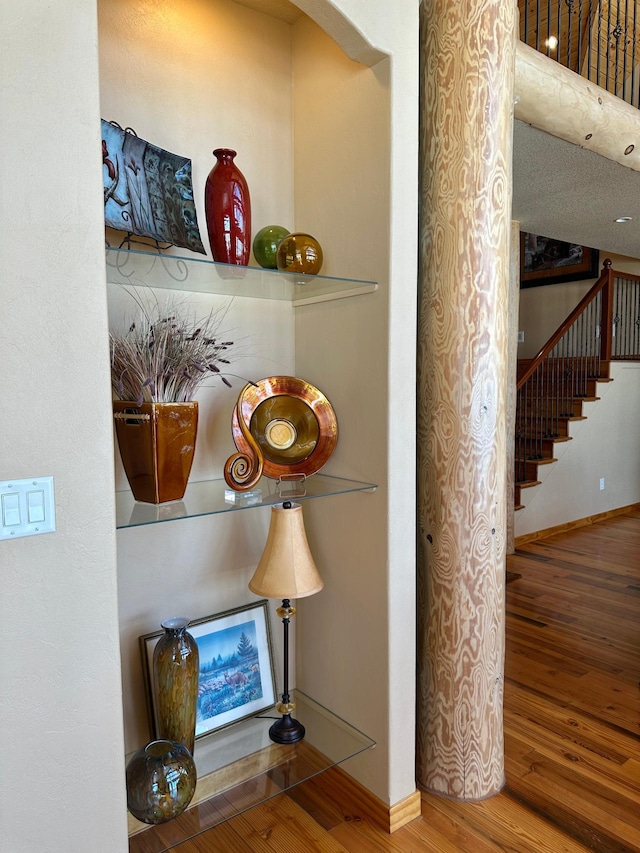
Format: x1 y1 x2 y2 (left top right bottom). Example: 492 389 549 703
140 600 277 741
520 232 600 288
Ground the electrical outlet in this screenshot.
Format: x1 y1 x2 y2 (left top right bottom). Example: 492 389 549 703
517 331 525 343
599 477 605 491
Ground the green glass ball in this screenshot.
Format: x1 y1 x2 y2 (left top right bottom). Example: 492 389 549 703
253 225 290 269
276 232 323 276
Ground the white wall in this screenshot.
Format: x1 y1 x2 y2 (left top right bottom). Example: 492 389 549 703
515 361 640 537
0 1 127 851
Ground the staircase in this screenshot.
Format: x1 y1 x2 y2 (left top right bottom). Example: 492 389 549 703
514 357 612 509
514 258 640 510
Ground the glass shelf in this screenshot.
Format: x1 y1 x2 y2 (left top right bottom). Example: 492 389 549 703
127 690 375 852
115 473 377 529
105 246 378 306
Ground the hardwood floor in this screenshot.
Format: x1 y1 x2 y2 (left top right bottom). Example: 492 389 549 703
169 510 640 851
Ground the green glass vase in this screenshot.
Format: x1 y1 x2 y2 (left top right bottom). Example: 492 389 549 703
153 617 199 753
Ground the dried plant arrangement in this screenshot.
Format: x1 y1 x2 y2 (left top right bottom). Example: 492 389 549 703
110 293 235 404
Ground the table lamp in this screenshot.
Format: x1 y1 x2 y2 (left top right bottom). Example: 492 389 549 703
249 501 323 743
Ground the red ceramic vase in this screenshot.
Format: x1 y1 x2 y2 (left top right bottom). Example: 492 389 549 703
204 148 251 265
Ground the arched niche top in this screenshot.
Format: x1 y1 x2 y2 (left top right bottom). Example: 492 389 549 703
295 0 386 65
235 0 387 66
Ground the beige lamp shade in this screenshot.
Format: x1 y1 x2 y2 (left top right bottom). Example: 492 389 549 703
249 502 324 599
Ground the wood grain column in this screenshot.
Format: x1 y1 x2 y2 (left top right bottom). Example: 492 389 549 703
416 0 516 800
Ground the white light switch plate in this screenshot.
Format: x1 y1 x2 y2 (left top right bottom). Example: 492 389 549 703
0 476 56 540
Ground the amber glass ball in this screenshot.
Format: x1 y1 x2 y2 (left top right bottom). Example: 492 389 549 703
276 232 323 276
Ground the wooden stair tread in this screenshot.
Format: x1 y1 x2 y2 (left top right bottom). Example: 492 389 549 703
515 457 557 465
517 480 542 489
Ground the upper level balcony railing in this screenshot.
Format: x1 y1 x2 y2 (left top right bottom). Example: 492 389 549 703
520 0 640 108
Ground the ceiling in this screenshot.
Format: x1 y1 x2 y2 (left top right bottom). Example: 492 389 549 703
512 119 640 260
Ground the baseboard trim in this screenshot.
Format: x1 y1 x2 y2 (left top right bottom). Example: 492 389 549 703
388 789 423 833
514 502 640 547
326 765 422 833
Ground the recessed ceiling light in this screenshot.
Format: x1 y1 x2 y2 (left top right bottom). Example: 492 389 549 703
545 36 558 50
615 216 633 223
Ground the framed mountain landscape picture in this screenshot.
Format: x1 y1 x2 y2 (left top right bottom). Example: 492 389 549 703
140 600 277 739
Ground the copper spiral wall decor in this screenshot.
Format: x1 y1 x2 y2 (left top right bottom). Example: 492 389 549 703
224 376 338 492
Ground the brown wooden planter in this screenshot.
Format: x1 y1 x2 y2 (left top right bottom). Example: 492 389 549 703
113 401 198 504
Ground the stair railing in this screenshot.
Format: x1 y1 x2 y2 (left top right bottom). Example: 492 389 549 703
610 268 640 357
515 259 614 483
516 259 640 485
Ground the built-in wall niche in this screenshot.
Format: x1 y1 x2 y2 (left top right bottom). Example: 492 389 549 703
101 0 401 821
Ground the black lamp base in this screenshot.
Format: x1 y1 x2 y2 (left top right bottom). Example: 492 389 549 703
269 713 306 744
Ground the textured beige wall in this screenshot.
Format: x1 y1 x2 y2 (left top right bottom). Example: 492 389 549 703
291 16 417 804
307 0 420 805
0 1 126 850
515 361 640 537
518 276 600 358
